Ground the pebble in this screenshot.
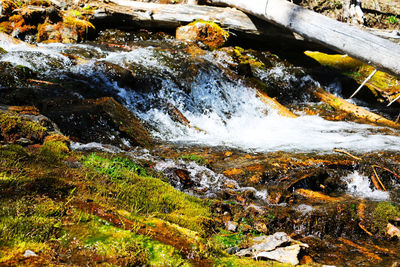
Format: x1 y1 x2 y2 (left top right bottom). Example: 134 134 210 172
23 250 38 257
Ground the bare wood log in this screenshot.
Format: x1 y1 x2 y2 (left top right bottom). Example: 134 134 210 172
294 189 341 202
92 0 324 49
311 87 400 129
205 0 400 78
256 90 297 118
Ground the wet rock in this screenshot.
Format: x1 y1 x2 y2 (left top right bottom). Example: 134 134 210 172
226 247 240 255
23 250 38 257
176 20 229 50
174 169 193 188
0 62 37 88
94 61 136 89
41 97 153 149
225 221 238 232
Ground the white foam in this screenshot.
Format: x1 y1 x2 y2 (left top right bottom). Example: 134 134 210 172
344 171 390 200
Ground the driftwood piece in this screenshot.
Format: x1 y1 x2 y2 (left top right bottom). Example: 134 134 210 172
311 87 400 129
91 0 325 49
294 189 341 203
206 0 400 78
256 90 297 118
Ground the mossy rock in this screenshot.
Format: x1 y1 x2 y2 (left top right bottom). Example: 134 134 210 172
176 20 229 50
0 111 47 143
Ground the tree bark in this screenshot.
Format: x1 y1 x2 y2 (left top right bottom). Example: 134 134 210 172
205 0 400 78
92 0 324 49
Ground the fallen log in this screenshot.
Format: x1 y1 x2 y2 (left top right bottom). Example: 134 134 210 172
311 87 400 129
205 0 400 79
91 0 324 49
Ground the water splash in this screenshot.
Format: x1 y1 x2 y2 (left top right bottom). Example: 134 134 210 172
344 171 390 200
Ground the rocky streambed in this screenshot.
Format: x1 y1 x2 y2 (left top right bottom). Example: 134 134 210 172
1 5 400 265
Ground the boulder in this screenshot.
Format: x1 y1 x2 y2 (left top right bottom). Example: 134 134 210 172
176 20 229 50
40 97 153 149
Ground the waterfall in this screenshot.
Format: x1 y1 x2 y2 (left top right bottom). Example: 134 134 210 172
1 40 400 152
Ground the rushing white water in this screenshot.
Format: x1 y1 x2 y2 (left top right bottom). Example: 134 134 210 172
2 40 400 153
344 171 390 200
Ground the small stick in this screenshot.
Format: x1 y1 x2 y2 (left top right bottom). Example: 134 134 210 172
371 173 383 190
395 112 400 124
27 79 60 86
372 166 386 191
333 148 362 160
387 93 400 107
349 69 377 99
358 222 374 236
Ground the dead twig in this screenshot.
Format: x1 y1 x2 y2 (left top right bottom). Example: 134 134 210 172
358 222 374 236
372 165 400 181
27 79 61 86
333 148 362 160
371 166 387 191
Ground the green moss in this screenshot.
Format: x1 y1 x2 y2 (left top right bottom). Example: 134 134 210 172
179 154 208 165
0 197 63 247
82 153 211 233
39 141 69 163
232 46 265 69
0 112 47 143
214 256 284 266
0 47 6 54
372 202 400 234
0 144 29 161
64 213 191 266
213 229 244 249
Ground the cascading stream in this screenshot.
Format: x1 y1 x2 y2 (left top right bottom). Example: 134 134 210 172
1 40 400 153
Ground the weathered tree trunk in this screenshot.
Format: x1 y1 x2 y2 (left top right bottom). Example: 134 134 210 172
205 0 400 78
92 0 324 49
